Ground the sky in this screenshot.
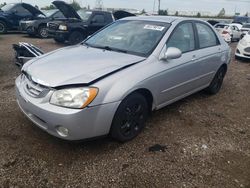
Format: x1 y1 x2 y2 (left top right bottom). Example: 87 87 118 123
0 0 250 15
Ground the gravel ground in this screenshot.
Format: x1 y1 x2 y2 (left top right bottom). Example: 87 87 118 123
0 34 249 188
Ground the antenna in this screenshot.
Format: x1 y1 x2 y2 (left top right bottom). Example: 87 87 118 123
158 0 161 13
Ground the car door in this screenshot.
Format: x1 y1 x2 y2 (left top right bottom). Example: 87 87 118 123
231 26 241 39
88 13 106 35
156 22 201 107
191 21 223 88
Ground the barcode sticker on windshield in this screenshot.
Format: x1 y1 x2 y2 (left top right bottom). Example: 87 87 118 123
144 25 165 31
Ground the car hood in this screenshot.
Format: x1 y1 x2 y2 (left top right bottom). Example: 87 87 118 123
23 45 145 87
52 1 81 20
113 10 136 20
22 3 45 16
243 33 250 42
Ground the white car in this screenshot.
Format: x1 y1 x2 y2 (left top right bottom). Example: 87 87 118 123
215 23 242 42
235 32 250 59
230 23 243 30
240 23 250 37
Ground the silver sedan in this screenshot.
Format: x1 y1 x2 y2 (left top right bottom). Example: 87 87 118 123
15 16 231 142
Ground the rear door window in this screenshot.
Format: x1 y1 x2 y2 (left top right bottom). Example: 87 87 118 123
196 22 219 48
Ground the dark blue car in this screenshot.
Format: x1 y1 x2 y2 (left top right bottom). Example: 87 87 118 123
0 3 45 33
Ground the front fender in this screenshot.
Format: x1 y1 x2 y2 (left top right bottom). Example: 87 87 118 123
0 16 11 28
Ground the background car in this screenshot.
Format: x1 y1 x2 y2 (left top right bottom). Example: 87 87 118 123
235 31 250 60
19 9 65 38
214 23 242 42
0 3 45 33
47 1 135 45
16 16 231 142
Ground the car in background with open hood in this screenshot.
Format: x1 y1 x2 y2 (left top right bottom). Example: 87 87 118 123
0 3 45 33
47 1 135 45
19 9 65 38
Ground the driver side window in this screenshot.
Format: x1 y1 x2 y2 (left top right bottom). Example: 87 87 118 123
91 14 105 24
166 22 195 53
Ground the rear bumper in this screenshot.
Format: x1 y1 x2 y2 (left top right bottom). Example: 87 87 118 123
15 75 120 141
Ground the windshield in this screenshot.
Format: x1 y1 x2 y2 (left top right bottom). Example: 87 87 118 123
242 24 250 29
77 10 92 21
1 3 15 12
84 20 170 57
42 9 58 17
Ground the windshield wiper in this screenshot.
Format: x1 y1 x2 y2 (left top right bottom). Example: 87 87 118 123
83 43 128 54
102 46 128 54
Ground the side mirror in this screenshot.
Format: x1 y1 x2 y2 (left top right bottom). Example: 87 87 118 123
161 47 182 61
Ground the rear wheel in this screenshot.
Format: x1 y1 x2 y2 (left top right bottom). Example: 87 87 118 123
0 21 7 34
110 93 149 142
68 31 85 45
38 25 49 38
206 66 227 95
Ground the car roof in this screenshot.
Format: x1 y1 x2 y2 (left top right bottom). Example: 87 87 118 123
122 16 202 23
84 9 110 14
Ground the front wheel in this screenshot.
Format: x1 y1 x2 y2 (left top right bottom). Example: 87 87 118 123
110 93 149 142
38 26 49 38
0 21 7 34
205 66 226 95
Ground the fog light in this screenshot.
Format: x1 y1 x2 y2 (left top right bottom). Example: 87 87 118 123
56 126 69 137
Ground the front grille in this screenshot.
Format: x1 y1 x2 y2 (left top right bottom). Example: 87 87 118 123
22 74 49 98
244 47 250 53
243 54 250 57
19 22 28 31
48 22 59 30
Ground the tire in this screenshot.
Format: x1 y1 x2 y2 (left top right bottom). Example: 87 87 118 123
54 37 65 44
68 31 85 45
38 25 49 38
206 66 227 95
0 21 7 34
110 93 149 142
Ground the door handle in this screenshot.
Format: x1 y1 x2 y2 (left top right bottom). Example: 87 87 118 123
191 55 197 61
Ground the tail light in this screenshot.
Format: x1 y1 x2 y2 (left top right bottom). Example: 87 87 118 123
222 30 229 35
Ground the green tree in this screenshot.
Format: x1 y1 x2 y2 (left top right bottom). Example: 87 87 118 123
71 0 81 11
141 9 146 14
197 12 201 17
158 9 168 15
175 11 179 16
0 2 6 8
217 8 225 17
41 5 56 10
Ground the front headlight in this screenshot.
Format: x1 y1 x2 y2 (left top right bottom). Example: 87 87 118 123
240 39 247 46
58 25 67 31
50 87 98 109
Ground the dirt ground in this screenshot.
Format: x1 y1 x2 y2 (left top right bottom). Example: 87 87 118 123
0 34 249 188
